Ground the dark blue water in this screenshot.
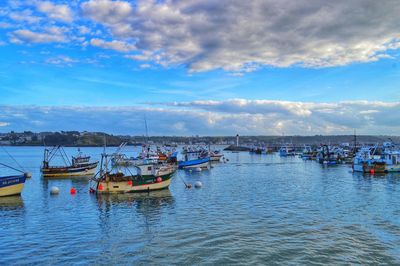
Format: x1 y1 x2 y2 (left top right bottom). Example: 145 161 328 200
1 147 400 264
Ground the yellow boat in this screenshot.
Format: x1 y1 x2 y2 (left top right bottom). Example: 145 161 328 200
0 175 26 197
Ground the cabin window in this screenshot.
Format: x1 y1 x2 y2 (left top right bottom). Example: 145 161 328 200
148 166 152 171
113 186 119 188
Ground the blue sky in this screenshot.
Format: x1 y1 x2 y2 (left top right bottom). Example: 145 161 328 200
0 0 400 135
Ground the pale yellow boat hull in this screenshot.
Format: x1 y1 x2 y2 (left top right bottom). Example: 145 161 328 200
43 168 97 178
0 183 25 197
97 178 172 194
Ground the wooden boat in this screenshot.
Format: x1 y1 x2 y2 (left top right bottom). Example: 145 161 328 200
178 157 210 169
41 146 98 178
93 153 176 193
0 174 26 197
210 150 224 161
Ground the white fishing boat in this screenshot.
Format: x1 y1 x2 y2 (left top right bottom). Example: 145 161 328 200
210 150 224 161
279 145 296 156
92 153 176 193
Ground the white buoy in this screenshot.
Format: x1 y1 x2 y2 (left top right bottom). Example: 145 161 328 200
195 167 202 172
24 172 32 178
50 186 60 195
194 181 203 188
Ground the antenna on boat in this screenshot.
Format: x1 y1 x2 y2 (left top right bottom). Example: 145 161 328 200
144 114 149 145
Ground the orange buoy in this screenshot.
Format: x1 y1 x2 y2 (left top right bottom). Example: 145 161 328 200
70 187 76 194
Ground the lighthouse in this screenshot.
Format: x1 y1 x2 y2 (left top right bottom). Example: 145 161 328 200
236 134 239 147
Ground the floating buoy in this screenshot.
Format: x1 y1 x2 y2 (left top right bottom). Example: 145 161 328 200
50 186 60 195
98 183 103 190
194 181 203 188
24 172 32 178
370 169 375 174
195 167 202 172
156 177 162 183
127 180 133 186
186 183 192 189
70 187 76 194
89 187 95 193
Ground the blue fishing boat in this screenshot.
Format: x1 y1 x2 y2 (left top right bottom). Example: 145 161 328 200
0 174 26 197
178 157 210 169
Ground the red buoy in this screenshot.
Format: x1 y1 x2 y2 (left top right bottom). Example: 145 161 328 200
156 177 162 183
70 187 76 194
98 184 103 190
370 169 375 174
127 180 133 186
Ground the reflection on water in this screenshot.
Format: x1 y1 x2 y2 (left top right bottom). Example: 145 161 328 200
0 195 24 210
0 147 400 264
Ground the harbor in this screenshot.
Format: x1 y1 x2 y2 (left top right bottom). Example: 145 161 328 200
1 144 400 264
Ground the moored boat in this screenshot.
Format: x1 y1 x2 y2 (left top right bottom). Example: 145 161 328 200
178 157 210 169
210 150 224 161
0 174 26 197
279 145 296 157
93 153 176 193
41 146 98 178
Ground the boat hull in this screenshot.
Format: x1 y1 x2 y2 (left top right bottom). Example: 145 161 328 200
178 157 210 169
210 155 223 161
0 175 26 197
353 162 387 173
96 173 173 194
42 163 98 178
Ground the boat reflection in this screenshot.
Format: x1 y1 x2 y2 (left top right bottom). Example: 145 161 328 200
94 189 175 214
0 195 24 210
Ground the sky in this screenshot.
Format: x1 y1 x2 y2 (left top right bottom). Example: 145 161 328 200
0 0 400 135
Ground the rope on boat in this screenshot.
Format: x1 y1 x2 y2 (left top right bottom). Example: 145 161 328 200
0 145 26 171
0 162 25 174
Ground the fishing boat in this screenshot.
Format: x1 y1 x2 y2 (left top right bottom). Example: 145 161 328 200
210 150 224 161
178 157 210 169
352 146 385 173
0 174 26 197
278 145 296 157
41 146 98 178
178 147 210 169
354 142 400 173
92 154 176 193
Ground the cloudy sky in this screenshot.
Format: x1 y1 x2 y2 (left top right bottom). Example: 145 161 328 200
0 0 399 135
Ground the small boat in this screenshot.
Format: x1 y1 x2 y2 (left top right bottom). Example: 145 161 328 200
93 153 176 193
279 145 296 156
178 157 210 169
210 150 224 161
41 146 98 178
0 174 26 197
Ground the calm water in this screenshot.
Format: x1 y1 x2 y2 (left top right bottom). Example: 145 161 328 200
1 146 400 265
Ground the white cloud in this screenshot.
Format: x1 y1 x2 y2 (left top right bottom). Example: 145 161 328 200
0 100 399 135
9 9 41 24
45 55 78 66
79 0 400 73
36 1 73 23
81 0 132 25
90 38 135 52
10 28 66 43
0 122 10 127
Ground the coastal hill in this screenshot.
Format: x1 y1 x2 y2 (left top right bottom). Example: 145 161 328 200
0 131 399 147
